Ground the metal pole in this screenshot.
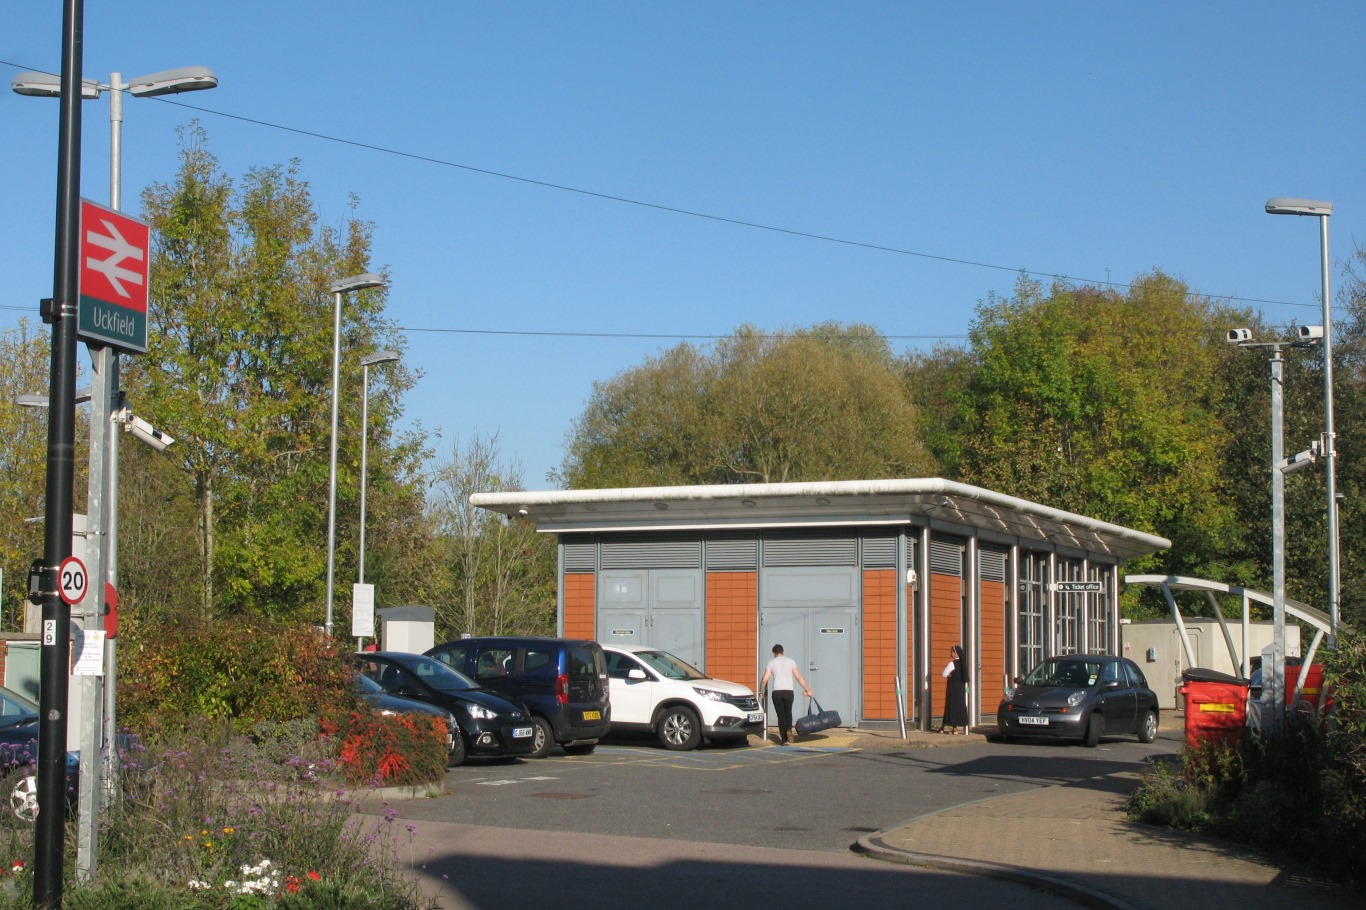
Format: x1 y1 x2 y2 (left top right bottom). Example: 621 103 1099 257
1318 214 1339 648
324 289 343 637
35 0 84 904
359 362 372 587
1269 347 1287 732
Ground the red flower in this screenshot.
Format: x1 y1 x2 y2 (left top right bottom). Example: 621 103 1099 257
307 870 321 881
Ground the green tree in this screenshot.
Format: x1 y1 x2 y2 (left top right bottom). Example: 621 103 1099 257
0 321 85 628
125 125 419 624
560 323 937 488
931 273 1246 611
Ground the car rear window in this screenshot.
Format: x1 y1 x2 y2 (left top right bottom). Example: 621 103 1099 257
568 646 600 679
475 648 515 681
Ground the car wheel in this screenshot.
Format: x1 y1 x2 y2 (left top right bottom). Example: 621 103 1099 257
3 771 38 827
562 743 597 756
657 706 702 751
1083 714 1102 748
447 731 468 768
529 717 555 759
1137 710 1158 744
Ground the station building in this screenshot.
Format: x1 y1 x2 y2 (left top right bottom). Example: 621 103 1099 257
471 479 1171 730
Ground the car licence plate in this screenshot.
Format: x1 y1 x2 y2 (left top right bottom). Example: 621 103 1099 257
583 710 602 721
747 712 765 724
1018 716 1049 726
511 726 533 739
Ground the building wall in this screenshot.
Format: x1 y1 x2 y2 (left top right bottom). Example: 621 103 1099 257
563 573 596 640
979 579 1008 709
928 572 963 722
705 571 758 688
861 569 898 720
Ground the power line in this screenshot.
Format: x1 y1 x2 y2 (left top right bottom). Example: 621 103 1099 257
0 58 1314 312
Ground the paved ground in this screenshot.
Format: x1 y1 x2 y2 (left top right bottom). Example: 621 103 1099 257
373 721 1358 910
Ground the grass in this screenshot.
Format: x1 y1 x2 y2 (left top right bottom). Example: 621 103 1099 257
0 722 441 909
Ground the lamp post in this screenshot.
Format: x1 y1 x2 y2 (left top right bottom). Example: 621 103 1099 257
324 274 386 638
358 351 400 587
13 63 217 882
1265 197 1337 647
1228 327 1322 732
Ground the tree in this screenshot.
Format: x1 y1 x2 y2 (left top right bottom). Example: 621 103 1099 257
124 125 418 625
560 323 937 488
928 273 1247 612
427 433 555 638
0 321 86 628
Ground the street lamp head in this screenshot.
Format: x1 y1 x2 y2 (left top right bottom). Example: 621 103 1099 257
329 273 386 294
126 67 219 97
16 387 93 407
11 71 100 99
360 350 401 368
1266 197 1333 217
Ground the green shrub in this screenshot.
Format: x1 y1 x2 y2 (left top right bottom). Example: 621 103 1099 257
118 618 361 735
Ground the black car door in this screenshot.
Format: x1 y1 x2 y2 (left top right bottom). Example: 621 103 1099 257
1099 660 1138 733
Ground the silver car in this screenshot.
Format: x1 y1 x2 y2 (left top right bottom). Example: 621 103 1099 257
996 655 1159 747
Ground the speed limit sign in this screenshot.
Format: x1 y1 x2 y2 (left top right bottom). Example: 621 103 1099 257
59 556 87 606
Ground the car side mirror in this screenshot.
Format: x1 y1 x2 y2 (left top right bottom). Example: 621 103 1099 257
1104 679 1122 690
628 668 648 681
1013 676 1024 686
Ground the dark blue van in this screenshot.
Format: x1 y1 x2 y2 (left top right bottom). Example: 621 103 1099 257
426 637 610 758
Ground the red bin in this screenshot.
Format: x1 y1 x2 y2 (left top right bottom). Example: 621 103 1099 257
1179 668 1250 747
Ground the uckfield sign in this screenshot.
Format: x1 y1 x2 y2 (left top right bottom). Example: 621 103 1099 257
78 198 150 354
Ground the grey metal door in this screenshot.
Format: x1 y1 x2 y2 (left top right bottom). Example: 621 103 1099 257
760 607 857 727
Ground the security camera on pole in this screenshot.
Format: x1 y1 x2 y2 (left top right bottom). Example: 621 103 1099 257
1226 326 1324 732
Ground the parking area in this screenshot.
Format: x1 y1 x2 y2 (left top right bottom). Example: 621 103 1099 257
482 739 857 773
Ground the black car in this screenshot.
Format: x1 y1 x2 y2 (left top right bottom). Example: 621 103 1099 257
996 654 1160 747
354 652 536 766
356 673 459 760
425 637 611 758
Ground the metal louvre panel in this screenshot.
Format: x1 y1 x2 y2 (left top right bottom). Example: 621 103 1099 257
705 535 758 571
861 535 897 568
762 534 858 567
563 538 597 572
930 538 964 577
979 547 1007 582
599 536 701 569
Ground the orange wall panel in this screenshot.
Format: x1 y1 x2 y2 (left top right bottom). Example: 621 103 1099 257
862 570 898 720
563 573 596 640
706 572 758 688
979 579 1007 713
928 573 963 722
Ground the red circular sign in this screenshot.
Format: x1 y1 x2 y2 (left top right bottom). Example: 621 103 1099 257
58 556 87 606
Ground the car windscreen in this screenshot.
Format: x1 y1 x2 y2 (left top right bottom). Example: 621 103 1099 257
1023 659 1103 688
634 650 707 680
399 658 479 693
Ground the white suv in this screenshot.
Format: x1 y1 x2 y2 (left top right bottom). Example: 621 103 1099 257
602 645 765 750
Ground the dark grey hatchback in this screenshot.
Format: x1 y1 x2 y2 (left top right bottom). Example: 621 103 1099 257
996 654 1159 747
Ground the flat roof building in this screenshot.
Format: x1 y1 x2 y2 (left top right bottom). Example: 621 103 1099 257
473 478 1171 730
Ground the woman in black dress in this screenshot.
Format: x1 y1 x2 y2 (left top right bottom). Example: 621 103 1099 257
940 645 970 734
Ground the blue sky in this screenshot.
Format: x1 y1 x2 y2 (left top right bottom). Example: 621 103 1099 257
3 3 1363 489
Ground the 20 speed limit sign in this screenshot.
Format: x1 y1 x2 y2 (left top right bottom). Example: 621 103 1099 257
59 556 88 606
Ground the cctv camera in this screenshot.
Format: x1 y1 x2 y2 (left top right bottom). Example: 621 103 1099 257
124 415 174 452
1227 328 1253 343
1297 325 1325 341
1280 449 1318 474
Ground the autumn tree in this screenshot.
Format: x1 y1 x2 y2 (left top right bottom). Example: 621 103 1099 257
427 433 555 638
124 125 420 625
560 323 937 488
923 273 1247 608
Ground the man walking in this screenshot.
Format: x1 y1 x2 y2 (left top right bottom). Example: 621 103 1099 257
759 643 813 745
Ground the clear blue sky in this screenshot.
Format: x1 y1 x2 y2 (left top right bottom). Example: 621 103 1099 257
3 3 1363 489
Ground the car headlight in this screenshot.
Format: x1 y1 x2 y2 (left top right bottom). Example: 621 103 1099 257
1067 690 1087 707
692 687 728 702
464 704 498 721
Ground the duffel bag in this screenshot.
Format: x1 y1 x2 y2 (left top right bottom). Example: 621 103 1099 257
794 698 843 735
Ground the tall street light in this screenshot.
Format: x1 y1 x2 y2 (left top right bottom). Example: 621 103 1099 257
325 274 386 638
1265 198 1337 647
14 63 217 887
358 351 400 587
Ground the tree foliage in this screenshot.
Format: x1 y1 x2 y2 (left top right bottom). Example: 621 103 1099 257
560 322 937 488
123 125 421 625
426 433 556 638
